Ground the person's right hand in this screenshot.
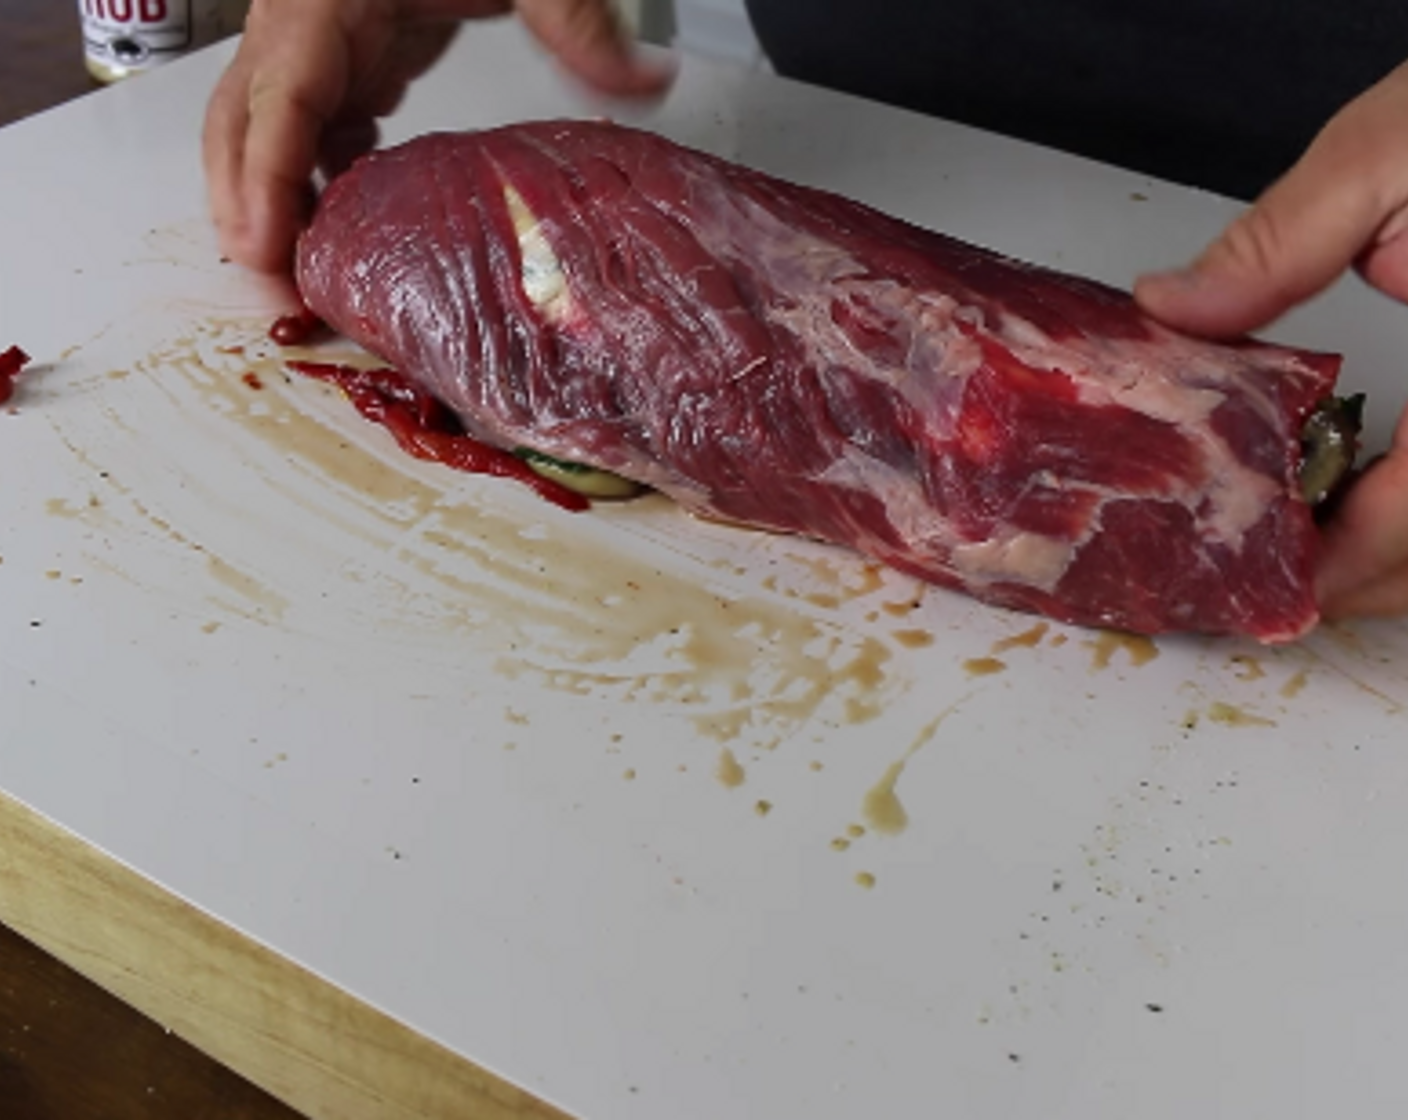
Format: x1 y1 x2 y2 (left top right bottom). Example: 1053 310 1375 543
1135 60 1408 619
204 0 673 273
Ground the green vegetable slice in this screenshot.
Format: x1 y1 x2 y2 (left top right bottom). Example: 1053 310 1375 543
1299 394 1365 506
513 448 646 500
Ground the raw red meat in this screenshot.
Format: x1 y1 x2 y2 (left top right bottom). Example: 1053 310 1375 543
295 120 1342 641
269 306 324 347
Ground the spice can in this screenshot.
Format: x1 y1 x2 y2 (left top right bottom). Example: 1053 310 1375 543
78 0 244 83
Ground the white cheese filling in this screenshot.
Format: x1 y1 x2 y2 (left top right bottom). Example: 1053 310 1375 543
504 186 572 322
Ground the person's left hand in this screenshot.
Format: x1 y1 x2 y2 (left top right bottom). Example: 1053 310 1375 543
1136 61 1408 621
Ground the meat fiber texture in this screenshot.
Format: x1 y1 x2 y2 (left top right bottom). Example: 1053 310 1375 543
295 120 1342 642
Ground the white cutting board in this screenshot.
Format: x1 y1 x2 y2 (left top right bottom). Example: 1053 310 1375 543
4 24 1408 1120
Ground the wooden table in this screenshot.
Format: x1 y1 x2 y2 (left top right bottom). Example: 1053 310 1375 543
0 920 303 1119
0 0 94 126
0 4 300 1117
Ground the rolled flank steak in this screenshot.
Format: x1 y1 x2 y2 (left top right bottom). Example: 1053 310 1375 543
293 120 1352 642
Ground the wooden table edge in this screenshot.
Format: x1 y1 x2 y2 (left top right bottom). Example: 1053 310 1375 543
0 789 572 1120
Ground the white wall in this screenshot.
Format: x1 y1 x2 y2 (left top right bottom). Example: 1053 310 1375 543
627 0 765 66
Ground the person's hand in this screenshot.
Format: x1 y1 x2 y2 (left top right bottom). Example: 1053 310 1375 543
204 0 673 273
1135 62 1408 620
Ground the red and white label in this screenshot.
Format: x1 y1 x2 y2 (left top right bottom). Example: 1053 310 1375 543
79 0 224 72
83 0 182 23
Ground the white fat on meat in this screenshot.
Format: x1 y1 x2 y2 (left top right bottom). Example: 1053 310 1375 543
988 309 1299 550
949 530 1080 589
820 445 1084 593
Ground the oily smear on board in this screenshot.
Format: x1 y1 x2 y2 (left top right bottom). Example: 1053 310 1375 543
43 317 942 752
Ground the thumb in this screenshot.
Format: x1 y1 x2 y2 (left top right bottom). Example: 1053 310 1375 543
1135 67 1408 338
1134 153 1385 338
1315 404 1408 619
516 0 674 98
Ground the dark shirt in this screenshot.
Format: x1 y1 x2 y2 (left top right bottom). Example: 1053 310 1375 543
744 0 1408 199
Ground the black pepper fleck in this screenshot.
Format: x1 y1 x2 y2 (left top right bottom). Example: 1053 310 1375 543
1146 1003 1164 1013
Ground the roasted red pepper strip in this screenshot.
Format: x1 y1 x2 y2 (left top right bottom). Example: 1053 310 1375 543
0 345 30 405
286 360 589 512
